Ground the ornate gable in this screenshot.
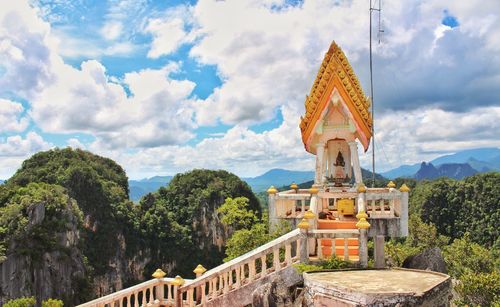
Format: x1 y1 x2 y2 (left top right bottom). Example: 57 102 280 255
300 41 372 153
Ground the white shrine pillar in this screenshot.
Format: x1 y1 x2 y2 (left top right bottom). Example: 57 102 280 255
348 141 363 184
314 142 326 185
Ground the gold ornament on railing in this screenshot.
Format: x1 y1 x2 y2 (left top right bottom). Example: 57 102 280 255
399 184 411 192
171 275 185 286
297 218 310 229
309 187 319 194
267 186 278 194
152 268 166 279
303 210 315 220
355 210 370 229
193 264 207 275
290 182 298 191
357 183 367 193
387 181 396 188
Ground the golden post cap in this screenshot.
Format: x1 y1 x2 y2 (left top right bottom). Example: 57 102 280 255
193 264 207 275
152 268 166 279
399 184 411 192
267 186 278 194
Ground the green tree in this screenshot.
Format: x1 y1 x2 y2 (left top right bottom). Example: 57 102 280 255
454 271 500 307
217 197 257 230
443 233 495 278
138 169 261 276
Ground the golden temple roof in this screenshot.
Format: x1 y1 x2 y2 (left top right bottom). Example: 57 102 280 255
300 41 372 152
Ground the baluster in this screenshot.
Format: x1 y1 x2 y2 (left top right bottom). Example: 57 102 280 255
134 292 139 307
371 199 376 215
119 297 123 307
249 259 256 281
150 286 155 303
261 255 267 276
187 288 194 307
142 288 147 306
344 238 349 261
235 266 241 288
211 278 217 300
285 243 292 265
201 284 206 305
301 199 305 216
207 277 213 299
273 248 280 271
126 295 130 307
317 239 323 260
173 286 179 306
223 272 230 294
167 283 172 302
240 263 244 286
390 197 395 216
228 270 233 290
295 240 300 261
380 199 385 214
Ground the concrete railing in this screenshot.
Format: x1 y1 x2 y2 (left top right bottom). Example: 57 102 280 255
274 189 311 219
78 277 179 307
78 224 373 307
177 228 302 306
272 187 407 220
365 188 402 218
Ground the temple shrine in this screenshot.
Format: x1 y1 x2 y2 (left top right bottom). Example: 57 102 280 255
79 42 451 307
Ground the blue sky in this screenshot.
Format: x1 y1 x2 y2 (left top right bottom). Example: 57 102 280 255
0 0 499 179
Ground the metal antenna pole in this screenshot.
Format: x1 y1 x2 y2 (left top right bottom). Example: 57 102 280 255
369 0 375 187
369 0 383 187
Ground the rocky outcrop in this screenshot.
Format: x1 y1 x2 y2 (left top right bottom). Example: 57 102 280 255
402 247 447 273
0 201 87 305
252 274 305 307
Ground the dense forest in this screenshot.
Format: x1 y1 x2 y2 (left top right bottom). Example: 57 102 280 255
0 148 498 305
0 148 259 305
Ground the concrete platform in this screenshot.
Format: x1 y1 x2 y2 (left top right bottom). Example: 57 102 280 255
303 268 452 306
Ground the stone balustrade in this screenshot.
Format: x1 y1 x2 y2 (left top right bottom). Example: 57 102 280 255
271 186 407 221
78 226 365 307
77 277 179 307
178 228 303 306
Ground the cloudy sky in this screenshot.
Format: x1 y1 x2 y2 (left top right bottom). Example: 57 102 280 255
0 0 499 179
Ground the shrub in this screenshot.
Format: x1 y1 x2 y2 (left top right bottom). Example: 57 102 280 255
454 271 500 306
443 233 495 278
292 263 322 273
4 297 35 307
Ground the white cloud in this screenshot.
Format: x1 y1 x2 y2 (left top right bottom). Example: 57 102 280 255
0 131 53 179
100 21 123 41
144 6 194 58
361 106 500 171
0 99 29 133
67 138 86 149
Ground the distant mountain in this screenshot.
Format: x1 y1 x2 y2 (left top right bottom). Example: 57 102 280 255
382 147 500 179
381 164 421 179
129 176 173 202
243 169 314 192
414 162 478 180
431 147 500 166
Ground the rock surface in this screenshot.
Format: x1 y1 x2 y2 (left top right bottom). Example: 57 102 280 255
252 275 304 307
402 247 447 273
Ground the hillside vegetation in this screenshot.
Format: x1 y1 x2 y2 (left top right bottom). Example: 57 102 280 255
0 148 258 305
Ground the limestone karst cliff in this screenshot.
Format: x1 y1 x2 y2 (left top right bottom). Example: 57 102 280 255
0 148 259 304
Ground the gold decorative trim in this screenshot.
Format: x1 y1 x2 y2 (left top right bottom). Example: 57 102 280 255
300 41 372 151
